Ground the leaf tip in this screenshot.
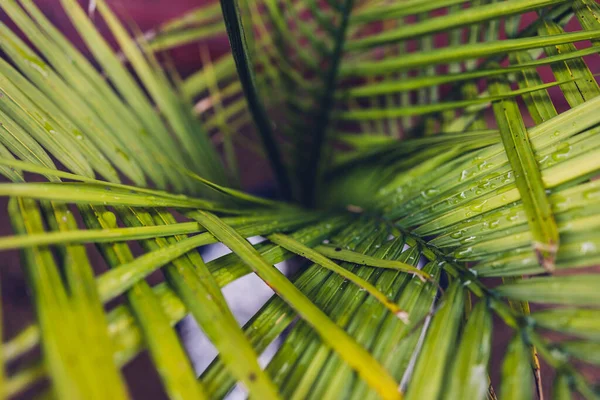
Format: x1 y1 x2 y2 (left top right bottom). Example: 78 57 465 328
533 240 558 273
395 310 410 324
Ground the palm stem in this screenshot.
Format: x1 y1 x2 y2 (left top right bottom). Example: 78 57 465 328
219 0 292 200
301 0 355 206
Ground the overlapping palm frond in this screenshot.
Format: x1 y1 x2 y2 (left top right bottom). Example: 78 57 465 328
1 0 600 399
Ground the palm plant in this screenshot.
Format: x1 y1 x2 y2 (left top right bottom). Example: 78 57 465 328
1 0 600 398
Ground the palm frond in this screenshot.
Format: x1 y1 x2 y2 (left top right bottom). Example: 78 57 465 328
1 0 600 399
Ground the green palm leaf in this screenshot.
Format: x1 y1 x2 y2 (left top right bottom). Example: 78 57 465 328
1 0 600 399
